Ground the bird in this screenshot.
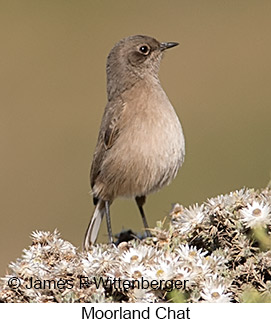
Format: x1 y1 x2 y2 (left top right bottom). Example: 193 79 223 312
83 35 185 250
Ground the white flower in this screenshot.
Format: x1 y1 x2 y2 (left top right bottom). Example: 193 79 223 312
201 275 232 303
122 263 148 280
172 204 205 234
193 258 212 277
174 267 197 287
176 244 208 263
207 194 226 208
83 246 117 274
121 249 142 264
229 188 253 204
146 260 176 281
240 201 271 228
175 245 213 280
120 245 155 264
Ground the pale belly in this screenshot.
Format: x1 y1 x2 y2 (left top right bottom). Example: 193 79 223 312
94 107 185 200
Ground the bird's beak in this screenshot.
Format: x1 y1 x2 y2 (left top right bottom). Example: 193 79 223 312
160 42 179 51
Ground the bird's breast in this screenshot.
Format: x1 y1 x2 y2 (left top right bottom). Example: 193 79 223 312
94 83 185 200
112 86 185 196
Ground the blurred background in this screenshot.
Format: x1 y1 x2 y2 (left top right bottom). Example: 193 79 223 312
1 0 271 276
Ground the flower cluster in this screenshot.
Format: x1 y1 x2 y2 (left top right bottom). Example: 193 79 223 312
1 186 271 303
171 186 271 301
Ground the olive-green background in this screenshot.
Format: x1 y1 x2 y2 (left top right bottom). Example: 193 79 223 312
1 0 271 276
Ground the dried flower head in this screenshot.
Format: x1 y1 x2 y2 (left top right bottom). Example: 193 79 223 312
240 201 271 229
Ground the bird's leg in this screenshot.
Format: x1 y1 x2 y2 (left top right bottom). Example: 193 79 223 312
105 200 114 244
135 196 151 237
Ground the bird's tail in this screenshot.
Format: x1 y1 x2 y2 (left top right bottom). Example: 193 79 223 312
83 199 105 251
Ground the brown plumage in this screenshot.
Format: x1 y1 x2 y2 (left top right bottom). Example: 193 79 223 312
83 35 185 250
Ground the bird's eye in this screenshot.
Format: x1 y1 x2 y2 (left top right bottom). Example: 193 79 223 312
139 45 150 55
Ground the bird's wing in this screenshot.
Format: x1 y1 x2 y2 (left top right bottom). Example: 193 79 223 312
90 98 125 191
